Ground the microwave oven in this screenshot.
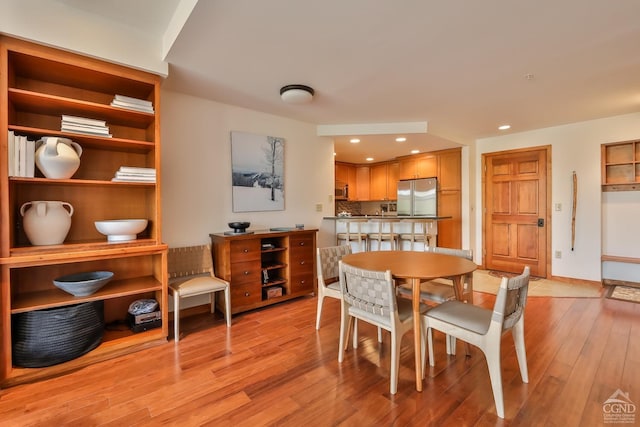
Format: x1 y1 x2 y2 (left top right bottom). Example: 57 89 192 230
335 181 348 200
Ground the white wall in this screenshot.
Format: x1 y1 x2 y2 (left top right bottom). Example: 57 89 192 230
1 0 169 76
160 90 335 247
474 112 640 281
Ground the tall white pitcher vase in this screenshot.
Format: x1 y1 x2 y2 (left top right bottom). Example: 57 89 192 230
20 201 74 245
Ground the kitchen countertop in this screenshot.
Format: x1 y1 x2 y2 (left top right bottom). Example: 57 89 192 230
323 215 452 220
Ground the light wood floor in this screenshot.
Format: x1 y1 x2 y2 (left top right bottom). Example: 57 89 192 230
0 290 637 426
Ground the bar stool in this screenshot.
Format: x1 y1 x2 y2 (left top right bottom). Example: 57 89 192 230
336 218 369 252
367 218 400 251
398 219 436 250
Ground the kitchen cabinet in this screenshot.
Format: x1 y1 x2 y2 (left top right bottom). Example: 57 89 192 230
369 161 399 200
335 162 358 200
0 36 166 387
210 229 316 314
398 154 437 180
601 140 640 191
438 149 461 191
355 166 370 200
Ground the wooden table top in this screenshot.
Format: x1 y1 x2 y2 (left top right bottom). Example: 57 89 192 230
341 250 477 280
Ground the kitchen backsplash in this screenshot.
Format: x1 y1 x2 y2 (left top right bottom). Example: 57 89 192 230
335 201 397 216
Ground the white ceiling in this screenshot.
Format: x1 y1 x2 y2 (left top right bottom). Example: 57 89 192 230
62 0 640 163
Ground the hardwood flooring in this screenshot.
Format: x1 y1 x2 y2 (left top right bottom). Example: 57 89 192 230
0 291 637 426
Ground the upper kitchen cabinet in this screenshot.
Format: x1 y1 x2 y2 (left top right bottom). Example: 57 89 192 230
437 149 461 191
335 162 357 200
369 161 399 201
601 140 640 191
355 165 370 200
398 154 437 180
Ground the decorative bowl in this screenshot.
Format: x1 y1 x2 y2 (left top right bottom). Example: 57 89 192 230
228 221 250 233
53 271 114 296
95 219 148 242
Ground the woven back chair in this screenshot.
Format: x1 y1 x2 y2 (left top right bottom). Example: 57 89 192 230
425 266 530 418
168 245 231 342
338 261 428 394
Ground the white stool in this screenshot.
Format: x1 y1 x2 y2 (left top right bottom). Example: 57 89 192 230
367 218 400 251
336 218 369 252
398 219 436 250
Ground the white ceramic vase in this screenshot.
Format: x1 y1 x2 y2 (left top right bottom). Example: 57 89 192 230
35 137 82 179
20 201 74 245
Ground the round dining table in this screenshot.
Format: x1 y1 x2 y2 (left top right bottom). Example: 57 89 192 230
341 250 477 392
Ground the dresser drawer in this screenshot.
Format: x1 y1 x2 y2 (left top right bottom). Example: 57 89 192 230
289 234 314 254
290 272 314 294
230 239 261 262
230 283 261 307
230 260 261 285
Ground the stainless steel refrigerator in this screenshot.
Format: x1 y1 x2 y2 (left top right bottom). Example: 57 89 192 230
397 178 437 216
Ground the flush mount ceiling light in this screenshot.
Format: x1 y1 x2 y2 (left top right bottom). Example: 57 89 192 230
396 137 407 142
350 138 360 143
280 84 314 104
498 124 511 130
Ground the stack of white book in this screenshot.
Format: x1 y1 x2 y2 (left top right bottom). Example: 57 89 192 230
61 115 111 137
7 131 35 177
111 95 154 114
112 166 156 183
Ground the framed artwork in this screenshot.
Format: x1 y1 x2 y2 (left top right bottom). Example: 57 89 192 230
231 131 285 212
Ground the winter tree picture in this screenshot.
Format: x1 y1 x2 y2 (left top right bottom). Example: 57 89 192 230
231 131 285 212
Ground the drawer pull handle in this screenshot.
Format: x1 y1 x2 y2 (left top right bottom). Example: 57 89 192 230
299 242 305 246
300 280 305 284
300 260 305 265
244 271 249 275
243 248 249 253
244 292 250 297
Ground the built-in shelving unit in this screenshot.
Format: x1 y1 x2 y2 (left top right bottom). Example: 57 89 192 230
0 36 167 387
601 140 640 191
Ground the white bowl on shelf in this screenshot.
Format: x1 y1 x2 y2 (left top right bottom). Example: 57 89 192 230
95 219 148 242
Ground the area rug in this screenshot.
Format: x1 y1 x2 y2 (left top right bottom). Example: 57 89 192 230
488 270 540 281
473 270 603 298
606 285 640 303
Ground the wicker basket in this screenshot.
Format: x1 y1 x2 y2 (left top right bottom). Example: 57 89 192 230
12 301 104 368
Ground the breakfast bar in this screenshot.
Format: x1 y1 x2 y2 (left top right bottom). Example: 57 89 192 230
323 216 452 251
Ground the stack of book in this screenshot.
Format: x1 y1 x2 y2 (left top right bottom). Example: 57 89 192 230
61 115 111 137
111 95 154 114
7 131 35 177
112 166 156 183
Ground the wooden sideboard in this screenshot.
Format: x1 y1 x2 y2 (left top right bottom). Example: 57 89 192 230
210 229 317 315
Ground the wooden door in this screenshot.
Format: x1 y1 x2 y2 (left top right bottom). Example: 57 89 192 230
483 147 550 277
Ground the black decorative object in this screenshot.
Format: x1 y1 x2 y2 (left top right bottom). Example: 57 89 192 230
228 221 250 233
12 301 104 368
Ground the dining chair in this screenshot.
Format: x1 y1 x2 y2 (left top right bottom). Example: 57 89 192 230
317 246 382 344
168 245 231 343
397 247 473 354
338 260 429 394
316 245 352 330
424 266 530 419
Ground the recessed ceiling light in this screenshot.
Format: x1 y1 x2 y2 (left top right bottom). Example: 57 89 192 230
395 137 407 142
366 157 374 162
350 138 360 143
498 125 511 130
410 149 420 154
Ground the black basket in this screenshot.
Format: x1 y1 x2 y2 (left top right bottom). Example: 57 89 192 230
12 301 104 368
